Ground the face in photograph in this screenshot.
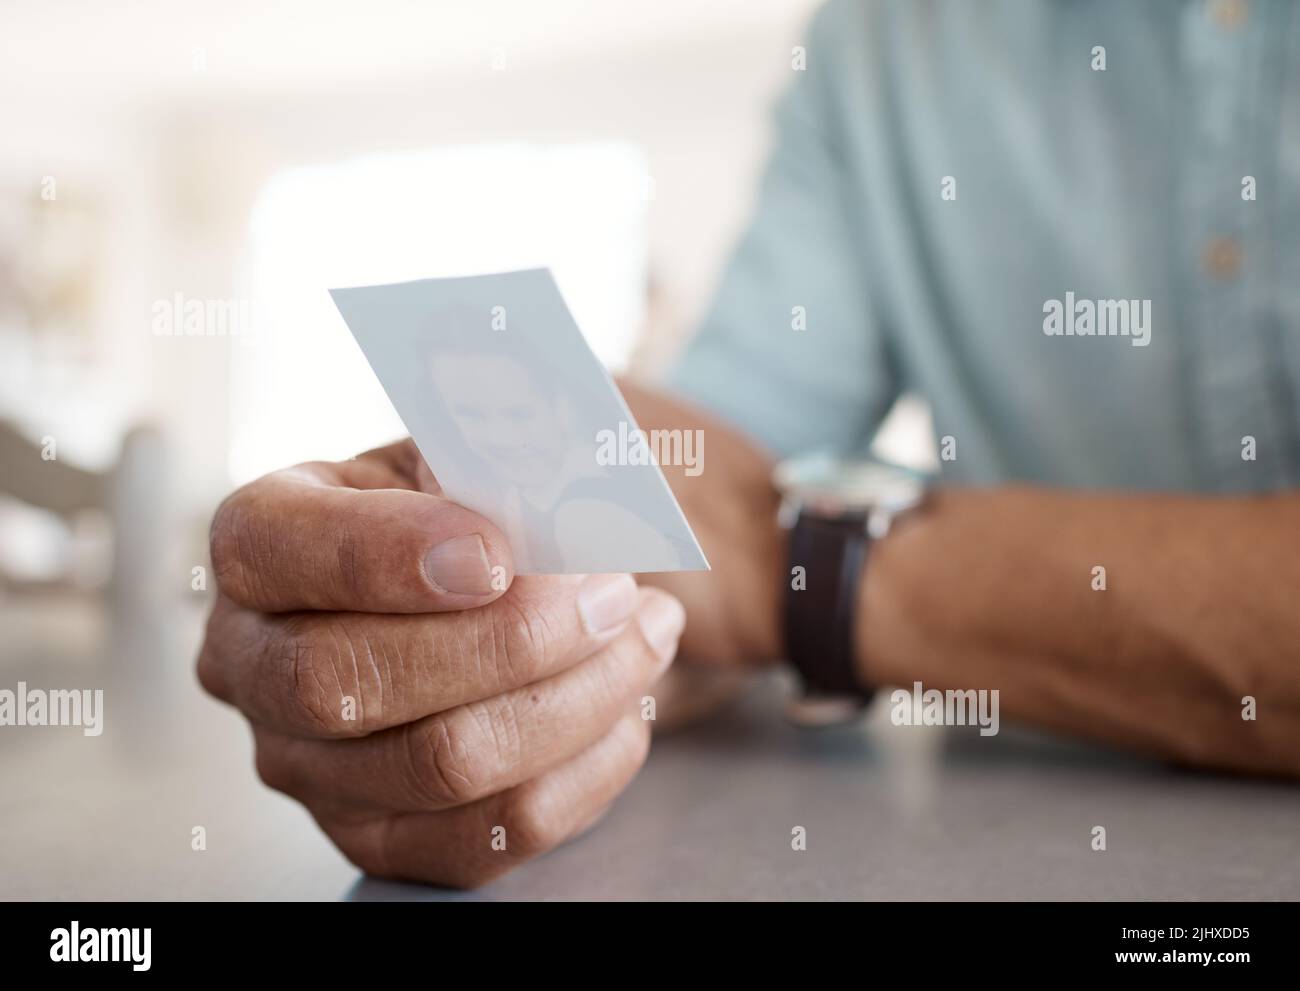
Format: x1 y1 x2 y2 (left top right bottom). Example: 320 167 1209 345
428 350 576 491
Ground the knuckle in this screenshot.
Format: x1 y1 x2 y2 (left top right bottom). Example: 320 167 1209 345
332 838 384 880
501 786 567 859
194 598 238 699
208 491 251 596
274 622 351 736
321 820 391 880
584 634 643 707
331 508 370 604
252 744 293 795
194 641 224 703
470 695 526 773
250 733 299 795
209 487 273 604
403 713 486 807
484 594 556 690
194 624 225 702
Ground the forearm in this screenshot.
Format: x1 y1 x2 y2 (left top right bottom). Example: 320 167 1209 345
862 487 1300 776
620 380 1300 774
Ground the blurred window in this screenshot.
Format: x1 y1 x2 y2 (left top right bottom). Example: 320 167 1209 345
234 142 650 483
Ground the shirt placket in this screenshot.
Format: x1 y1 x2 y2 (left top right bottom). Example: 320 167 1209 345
1179 0 1291 490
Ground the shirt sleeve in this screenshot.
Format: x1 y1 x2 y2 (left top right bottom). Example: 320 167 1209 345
664 0 897 458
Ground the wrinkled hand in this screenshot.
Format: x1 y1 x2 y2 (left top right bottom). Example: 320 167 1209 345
197 439 684 888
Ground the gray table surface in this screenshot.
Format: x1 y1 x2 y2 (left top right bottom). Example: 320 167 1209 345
2 597 1298 900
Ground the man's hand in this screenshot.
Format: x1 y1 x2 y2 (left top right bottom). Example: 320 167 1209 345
196 439 685 888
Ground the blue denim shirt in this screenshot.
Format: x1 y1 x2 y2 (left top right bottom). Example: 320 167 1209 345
668 0 1300 492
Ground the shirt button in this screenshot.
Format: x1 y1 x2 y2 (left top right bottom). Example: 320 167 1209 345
1210 0 1248 28
1203 237 1242 279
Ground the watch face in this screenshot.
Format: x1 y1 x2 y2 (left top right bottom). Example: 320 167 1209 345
774 453 925 517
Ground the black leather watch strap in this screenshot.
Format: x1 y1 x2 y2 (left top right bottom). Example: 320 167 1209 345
783 506 873 700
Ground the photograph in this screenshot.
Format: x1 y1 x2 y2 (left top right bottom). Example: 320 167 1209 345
330 269 707 574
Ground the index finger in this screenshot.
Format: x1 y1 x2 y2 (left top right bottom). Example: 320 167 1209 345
209 456 514 613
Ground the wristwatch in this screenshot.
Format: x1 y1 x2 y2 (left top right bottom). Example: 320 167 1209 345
773 453 926 727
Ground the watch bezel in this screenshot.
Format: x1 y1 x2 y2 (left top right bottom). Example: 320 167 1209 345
774 452 927 527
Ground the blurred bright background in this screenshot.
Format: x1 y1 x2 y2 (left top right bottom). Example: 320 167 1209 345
0 0 830 603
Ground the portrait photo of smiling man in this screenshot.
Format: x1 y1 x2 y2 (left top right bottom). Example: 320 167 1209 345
334 276 707 575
